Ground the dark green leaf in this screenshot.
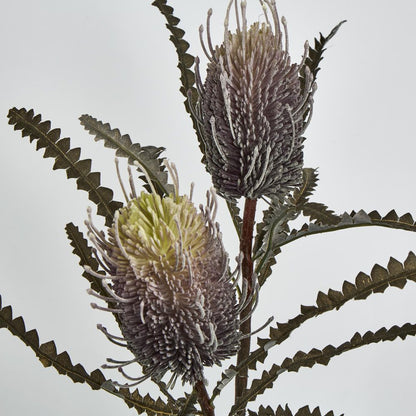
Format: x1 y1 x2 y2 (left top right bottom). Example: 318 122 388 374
8 108 122 226
151 0 205 158
226 199 242 238
0 295 173 415
278 209 416 249
237 322 416 411
299 21 346 94
214 252 416 398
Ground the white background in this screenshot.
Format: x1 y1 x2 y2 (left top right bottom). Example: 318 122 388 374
1 1 416 415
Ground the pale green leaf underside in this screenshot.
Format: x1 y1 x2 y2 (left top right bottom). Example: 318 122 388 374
79 114 173 197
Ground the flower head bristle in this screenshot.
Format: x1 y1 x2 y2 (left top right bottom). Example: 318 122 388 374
85 164 243 385
195 0 316 200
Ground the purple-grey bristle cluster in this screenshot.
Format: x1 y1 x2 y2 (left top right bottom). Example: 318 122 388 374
195 0 316 200
85 189 241 386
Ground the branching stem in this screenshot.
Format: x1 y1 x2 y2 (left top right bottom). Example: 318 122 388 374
235 198 257 414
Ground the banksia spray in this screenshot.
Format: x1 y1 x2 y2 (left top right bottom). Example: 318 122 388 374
195 0 316 200
85 163 241 386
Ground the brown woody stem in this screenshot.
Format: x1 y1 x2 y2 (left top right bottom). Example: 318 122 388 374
195 379 215 416
234 198 257 414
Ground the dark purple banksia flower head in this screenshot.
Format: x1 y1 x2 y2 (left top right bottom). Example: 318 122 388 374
84 166 240 386
195 0 316 200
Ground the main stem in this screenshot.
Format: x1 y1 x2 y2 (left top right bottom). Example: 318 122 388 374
195 379 215 416
235 198 257 413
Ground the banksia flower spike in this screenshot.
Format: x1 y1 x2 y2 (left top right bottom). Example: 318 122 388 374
195 0 316 200
84 161 245 386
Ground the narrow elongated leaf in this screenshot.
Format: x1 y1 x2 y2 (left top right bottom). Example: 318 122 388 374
65 222 122 328
213 252 416 399
8 108 122 226
299 21 346 94
234 323 416 414
151 0 196 106
301 202 340 225
79 115 173 196
227 199 243 238
248 404 342 416
289 168 319 208
253 200 297 285
151 0 205 158
279 209 416 248
254 169 323 285
259 251 416 359
0 295 172 415
176 390 198 416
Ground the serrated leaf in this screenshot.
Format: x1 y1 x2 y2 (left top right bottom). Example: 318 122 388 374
301 202 340 225
238 322 416 410
8 108 122 226
278 209 416 249
226 199 242 238
176 390 198 416
299 21 346 95
151 0 206 159
289 168 319 207
65 222 122 330
79 115 173 197
254 200 296 285
248 404 343 416
230 365 283 415
215 252 416 394
0 295 173 415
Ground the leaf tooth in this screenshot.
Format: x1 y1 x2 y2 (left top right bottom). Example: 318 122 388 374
300 304 317 315
321 344 336 356
39 340 57 367
399 212 414 225
0 305 13 323
352 209 371 224
370 264 389 293
12 316 26 334
37 120 51 133
354 272 372 297
69 363 90 384
341 280 356 297
74 159 93 177
276 405 288 416
48 128 61 142
404 251 416 271
336 341 350 353
387 256 404 275
25 329 40 348
350 332 362 345
327 289 343 304
89 368 106 389
382 209 399 222
316 291 333 309
368 210 381 220
55 351 73 375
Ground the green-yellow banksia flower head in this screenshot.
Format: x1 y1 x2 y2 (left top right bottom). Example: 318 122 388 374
195 0 316 200
84 165 241 386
